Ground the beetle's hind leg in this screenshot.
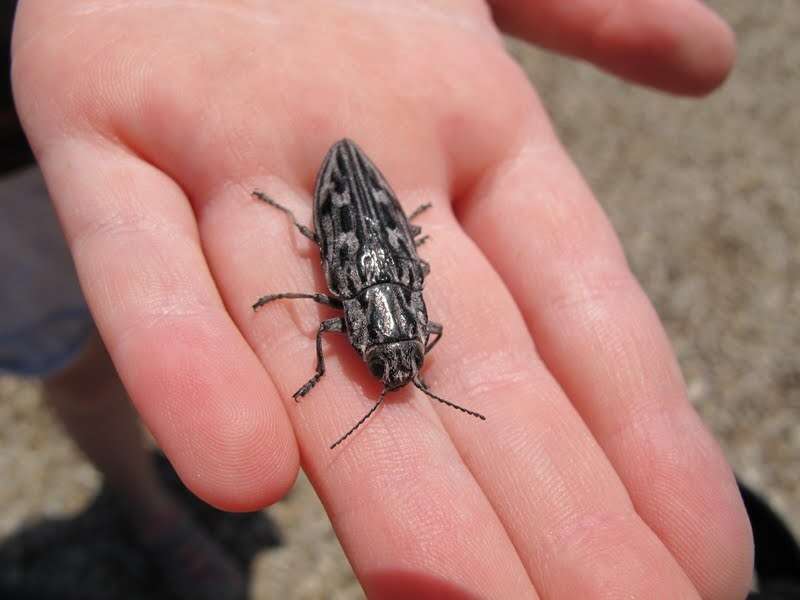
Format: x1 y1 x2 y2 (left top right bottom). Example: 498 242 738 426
425 321 443 353
253 190 319 244
293 317 345 401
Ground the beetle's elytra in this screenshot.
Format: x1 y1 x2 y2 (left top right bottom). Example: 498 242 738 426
253 138 485 449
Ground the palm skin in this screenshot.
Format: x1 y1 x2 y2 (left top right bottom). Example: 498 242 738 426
13 1 751 598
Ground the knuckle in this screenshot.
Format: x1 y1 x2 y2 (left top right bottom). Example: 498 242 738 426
542 256 639 317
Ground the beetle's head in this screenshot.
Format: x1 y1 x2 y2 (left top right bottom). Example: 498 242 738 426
366 341 424 390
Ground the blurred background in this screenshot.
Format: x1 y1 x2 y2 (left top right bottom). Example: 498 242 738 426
1 1 797 598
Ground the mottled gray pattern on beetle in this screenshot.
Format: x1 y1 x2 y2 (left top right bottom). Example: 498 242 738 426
252 139 485 449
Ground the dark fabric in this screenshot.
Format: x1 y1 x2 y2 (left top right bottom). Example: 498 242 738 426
1 0 34 173
741 479 800 599
0 164 92 377
1 0 16 108
0 3 92 377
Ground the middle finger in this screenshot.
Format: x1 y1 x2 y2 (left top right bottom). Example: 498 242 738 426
201 175 535 598
404 193 701 599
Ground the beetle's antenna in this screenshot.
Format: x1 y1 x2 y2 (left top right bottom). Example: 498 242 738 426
330 387 386 450
413 379 486 420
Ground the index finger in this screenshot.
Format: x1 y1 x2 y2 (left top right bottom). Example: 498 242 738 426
35 137 299 510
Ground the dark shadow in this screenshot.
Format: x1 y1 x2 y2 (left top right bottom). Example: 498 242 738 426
0 453 281 600
362 569 485 600
739 478 800 600
1 1 36 175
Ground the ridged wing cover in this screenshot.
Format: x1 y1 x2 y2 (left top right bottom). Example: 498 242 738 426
313 139 426 299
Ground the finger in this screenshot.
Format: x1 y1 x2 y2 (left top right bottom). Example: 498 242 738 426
456 127 753 599
408 200 701 599
35 138 299 510
198 179 538 598
487 0 736 95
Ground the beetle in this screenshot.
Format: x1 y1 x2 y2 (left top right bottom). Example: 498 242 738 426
252 138 485 449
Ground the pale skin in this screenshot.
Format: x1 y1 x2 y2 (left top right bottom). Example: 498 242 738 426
13 1 752 598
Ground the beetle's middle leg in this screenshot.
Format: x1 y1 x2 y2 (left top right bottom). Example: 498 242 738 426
409 203 432 247
293 317 345 400
425 321 443 353
418 259 431 276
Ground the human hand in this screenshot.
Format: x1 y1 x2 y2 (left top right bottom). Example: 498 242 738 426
12 1 750 597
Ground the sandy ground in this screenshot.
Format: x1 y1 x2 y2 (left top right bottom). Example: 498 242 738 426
1 2 797 598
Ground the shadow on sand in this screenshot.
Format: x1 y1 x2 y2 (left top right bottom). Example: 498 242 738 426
0 453 281 600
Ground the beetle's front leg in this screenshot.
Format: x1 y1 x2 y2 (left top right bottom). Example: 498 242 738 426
425 321 443 354
253 190 319 244
252 292 342 311
293 317 345 400
408 202 432 221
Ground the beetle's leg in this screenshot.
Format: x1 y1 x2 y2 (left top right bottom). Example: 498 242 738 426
252 190 319 244
410 223 431 248
409 208 432 247
252 292 342 311
418 259 431 276
408 202 432 221
425 321 443 353
293 317 345 401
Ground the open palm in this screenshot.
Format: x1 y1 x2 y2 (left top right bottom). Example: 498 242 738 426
13 1 751 597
